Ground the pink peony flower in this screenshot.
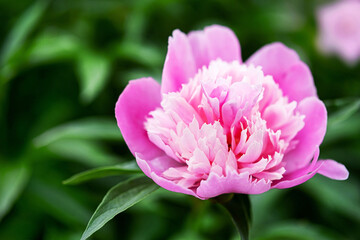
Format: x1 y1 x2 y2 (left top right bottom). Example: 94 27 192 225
317 0 360 64
115 25 348 199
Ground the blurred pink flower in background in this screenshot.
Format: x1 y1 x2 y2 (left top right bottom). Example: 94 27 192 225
317 0 360 64
115 25 348 199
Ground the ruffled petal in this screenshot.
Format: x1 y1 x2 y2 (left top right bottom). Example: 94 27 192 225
136 153 200 198
115 78 163 159
246 42 317 102
283 97 327 172
196 170 271 199
162 25 241 93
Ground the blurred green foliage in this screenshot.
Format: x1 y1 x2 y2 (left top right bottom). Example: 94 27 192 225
0 0 359 239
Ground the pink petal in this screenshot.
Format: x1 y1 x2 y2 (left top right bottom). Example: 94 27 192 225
136 153 200 198
283 97 327 172
317 159 349 180
272 148 321 189
162 25 241 93
280 62 317 102
246 42 317 102
115 78 163 159
161 30 197 94
196 171 271 199
189 25 242 68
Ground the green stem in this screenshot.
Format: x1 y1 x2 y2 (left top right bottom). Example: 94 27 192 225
214 194 251 240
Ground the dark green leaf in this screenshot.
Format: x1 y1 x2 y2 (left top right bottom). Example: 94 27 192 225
301 176 360 223
34 117 122 147
29 179 91 226
323 113 360 145
26 31 82 65
77 51 111 103
114 41 163 68
254 221 340 240
0 0 48 66
0 162 30 221
81 176 159 240
63 162 142 185
46 139 119 167
328 98 360 127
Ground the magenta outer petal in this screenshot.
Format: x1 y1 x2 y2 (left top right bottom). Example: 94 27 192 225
317 159 349 180
115 78 163 159
283 97 327 172
136 153 200 198
272 148 321 189
246 42 317 102
272 165 320 189
196 171 271 199
161 25 241 93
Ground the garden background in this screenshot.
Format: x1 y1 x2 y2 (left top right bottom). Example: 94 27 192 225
0 0 359 239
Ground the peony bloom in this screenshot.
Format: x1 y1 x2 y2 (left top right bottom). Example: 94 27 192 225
317 0 360 64
115 25 348 199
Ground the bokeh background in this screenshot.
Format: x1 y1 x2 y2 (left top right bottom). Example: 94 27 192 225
1 0 359 239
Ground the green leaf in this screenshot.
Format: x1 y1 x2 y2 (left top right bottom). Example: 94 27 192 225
0 0 48 66
323 113 360 145
46 139 119 167
26 31 82 65
63 162 142 185
114 41 163 68
29 178 91 226
250 189 285 233
0 162 30 221
81 176 159 240
327 98 360 127
216 194 251 240
44 228 82 240
301 176 360 223
34 117 122 147
77 51 111 103
254 221 340 240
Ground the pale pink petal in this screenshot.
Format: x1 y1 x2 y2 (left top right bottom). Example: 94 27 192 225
317 159 349 180
162 25 241 93
136 153 200 198
115 78 163 159
189 25 242 69
283 97 327 172
247 42 317 102
197 171 271 198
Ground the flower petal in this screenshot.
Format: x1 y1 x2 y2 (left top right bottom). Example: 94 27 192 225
317 159 349 180
189 25 242 69
283 97 327 172
162 25 241 93
161 30 197 94
196 171 271 199
272 148 321 189
247 42 317 102
115 78 163 159
136 153 200 198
